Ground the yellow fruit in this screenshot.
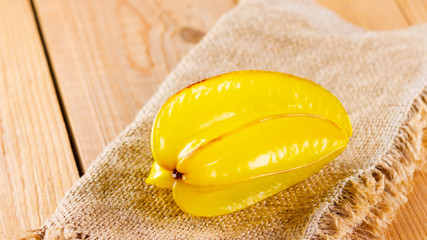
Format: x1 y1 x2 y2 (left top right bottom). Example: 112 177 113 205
146 70 352 216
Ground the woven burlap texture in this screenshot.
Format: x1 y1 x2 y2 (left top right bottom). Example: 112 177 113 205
33 0 427 239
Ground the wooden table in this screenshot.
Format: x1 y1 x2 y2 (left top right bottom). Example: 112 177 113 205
0 0 426 239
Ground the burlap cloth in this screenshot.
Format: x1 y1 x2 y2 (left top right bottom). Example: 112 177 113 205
31 0 427 239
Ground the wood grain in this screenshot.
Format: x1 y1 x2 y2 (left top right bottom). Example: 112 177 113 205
0 0 79 238
393 0 427 25
33 0 236 170
31 0 427 239
316 0 409 30
386 169 427 240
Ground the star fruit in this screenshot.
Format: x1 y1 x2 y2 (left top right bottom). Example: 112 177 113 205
146 70 352 217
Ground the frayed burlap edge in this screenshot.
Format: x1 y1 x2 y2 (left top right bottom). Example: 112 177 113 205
312 89 427 240
18 225 87 240
19 90 427 240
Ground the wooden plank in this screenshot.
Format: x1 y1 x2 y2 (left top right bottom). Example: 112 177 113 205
0 0 80 238
316 0 409 30
387 170 427 240
393 0 427 25
33 0 236 170
32 0 426 239
316 1 427 239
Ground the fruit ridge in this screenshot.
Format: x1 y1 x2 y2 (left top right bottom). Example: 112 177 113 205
146 70 352 216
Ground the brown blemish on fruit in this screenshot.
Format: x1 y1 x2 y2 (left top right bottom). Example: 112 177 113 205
173 169 183 179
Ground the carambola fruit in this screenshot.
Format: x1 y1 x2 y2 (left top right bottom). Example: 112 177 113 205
146 70 352 216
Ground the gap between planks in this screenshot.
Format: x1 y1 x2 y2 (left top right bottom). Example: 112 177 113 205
0 0 79 238
30 0 84 177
